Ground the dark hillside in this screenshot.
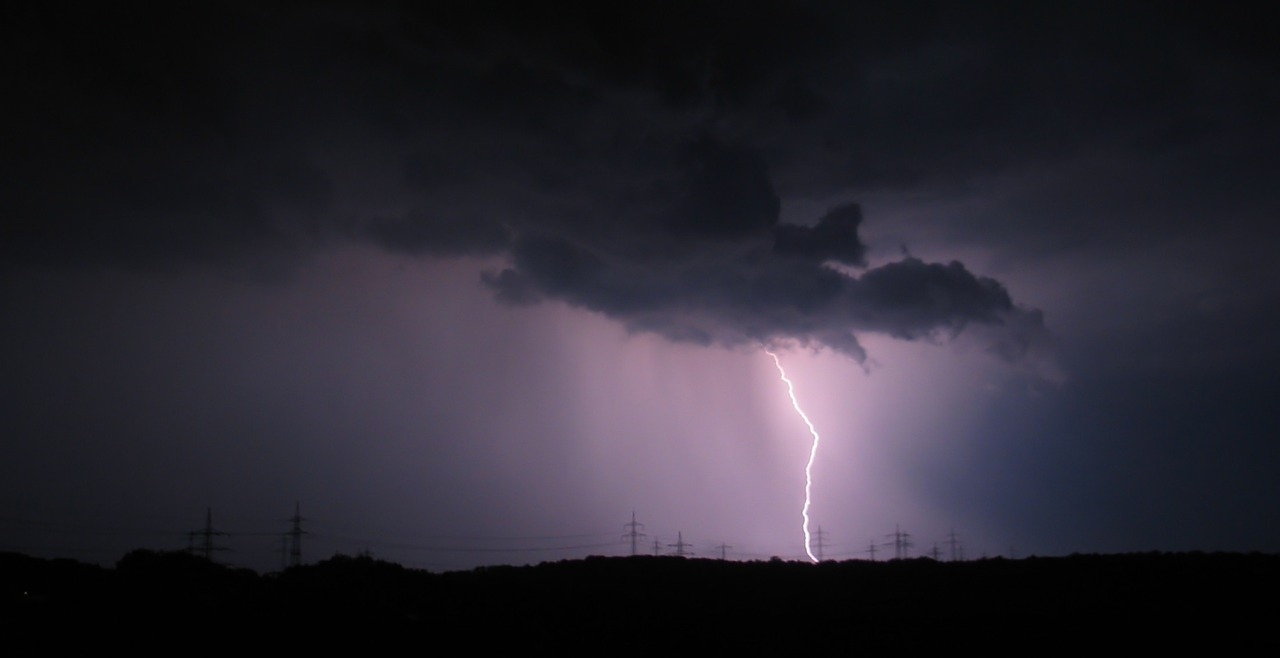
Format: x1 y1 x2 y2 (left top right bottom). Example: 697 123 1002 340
4 551 1276 650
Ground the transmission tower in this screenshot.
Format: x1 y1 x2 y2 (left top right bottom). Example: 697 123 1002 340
866 539 878 561
652 537 662 556
668 531 692 557
713 542 733 560
190 508 227 561
622 511 647 556
812 526 828 562
285 501 307 569
884 524 912 560
947 528 961 562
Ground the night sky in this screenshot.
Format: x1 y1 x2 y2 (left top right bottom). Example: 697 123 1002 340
3 2 1278 571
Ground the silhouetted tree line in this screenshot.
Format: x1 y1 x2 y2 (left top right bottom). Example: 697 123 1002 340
4 550 1277 651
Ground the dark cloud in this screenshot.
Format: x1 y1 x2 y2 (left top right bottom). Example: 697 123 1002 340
666 140 780 239
483 189 1047 364
7 2 1272 265
0 3 332 270
774 203 867 266
1 2 1128 366
361 211 511 257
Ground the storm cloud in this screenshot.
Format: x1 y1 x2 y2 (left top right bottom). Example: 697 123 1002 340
4 1 1280 571
1 3 1060 366
482 187 1045 364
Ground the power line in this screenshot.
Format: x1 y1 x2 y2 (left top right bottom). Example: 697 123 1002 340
312 532 619 554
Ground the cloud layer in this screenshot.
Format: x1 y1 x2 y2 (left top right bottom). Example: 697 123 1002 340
1 3 1079 364
483 181 1046 363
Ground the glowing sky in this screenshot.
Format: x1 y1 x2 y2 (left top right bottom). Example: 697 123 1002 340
2 2 1278 571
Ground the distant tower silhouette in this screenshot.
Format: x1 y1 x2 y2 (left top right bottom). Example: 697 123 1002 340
885 524 912 560
191 508 227 561
866 539 878 561
668 531 692 557
652 537 662 556
947 528 961 562
713 542 733 560
286 502 307 568
622 511 646 556
812 526 828 562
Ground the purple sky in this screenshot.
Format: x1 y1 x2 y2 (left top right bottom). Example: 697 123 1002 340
3 2 1278 571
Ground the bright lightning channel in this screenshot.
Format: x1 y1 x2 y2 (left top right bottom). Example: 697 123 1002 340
766 349 822 563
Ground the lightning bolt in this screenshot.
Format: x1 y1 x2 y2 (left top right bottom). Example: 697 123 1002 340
766 349 821 563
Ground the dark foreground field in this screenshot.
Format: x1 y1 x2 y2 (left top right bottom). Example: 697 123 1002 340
5 550 1277 651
